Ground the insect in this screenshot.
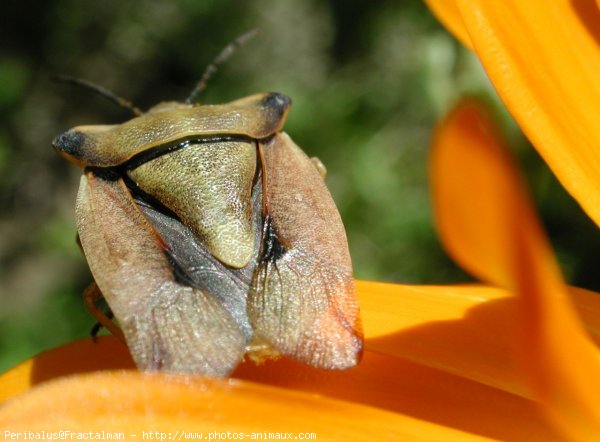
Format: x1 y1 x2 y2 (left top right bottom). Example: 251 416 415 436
52 36 362 377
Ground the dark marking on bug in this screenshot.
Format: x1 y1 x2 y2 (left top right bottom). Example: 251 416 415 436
126 177 181 222
260 215 286 264
121 135 254 171
86 166 121 182
52 130 86 157
261 93 291 121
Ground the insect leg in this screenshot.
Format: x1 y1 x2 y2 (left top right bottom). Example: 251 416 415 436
89 310 115 340
83 281 126 343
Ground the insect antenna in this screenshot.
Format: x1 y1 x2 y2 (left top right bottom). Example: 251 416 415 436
186 29 258 104
51 75 144 117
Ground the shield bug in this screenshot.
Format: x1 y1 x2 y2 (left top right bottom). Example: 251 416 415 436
52 37 362 377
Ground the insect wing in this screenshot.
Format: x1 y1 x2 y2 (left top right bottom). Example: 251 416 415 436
136 177 263 340
75 170 246 376
249 133 363 369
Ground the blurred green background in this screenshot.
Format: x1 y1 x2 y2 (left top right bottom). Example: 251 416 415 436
2 0 600 372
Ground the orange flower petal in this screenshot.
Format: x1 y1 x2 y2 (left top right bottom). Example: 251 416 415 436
0 347 564 440
0 371 454 441
235 347 566 440
430 101 530 287
4 284 529 401
0 283 542 403
359 280 600 400
0 337 134 403
431 100 600 439
361 281 526 397
423 0 473 49
454 0 600 230
4 282 600 440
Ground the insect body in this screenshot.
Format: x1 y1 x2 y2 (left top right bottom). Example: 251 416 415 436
54 90 362 376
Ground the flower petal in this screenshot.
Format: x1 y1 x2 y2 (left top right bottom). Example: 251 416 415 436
455 0 600 230
235 346 566 440
361 281 526 397
1 349 564 440
359 280 600 400
0 336 134 403
430 102 526 287
0 283 545 403
3 280 600 437
431 100 600 439
423 0 473 49
0 371 460 441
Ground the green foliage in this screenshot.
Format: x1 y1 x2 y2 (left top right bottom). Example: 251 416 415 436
0 285 91 372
